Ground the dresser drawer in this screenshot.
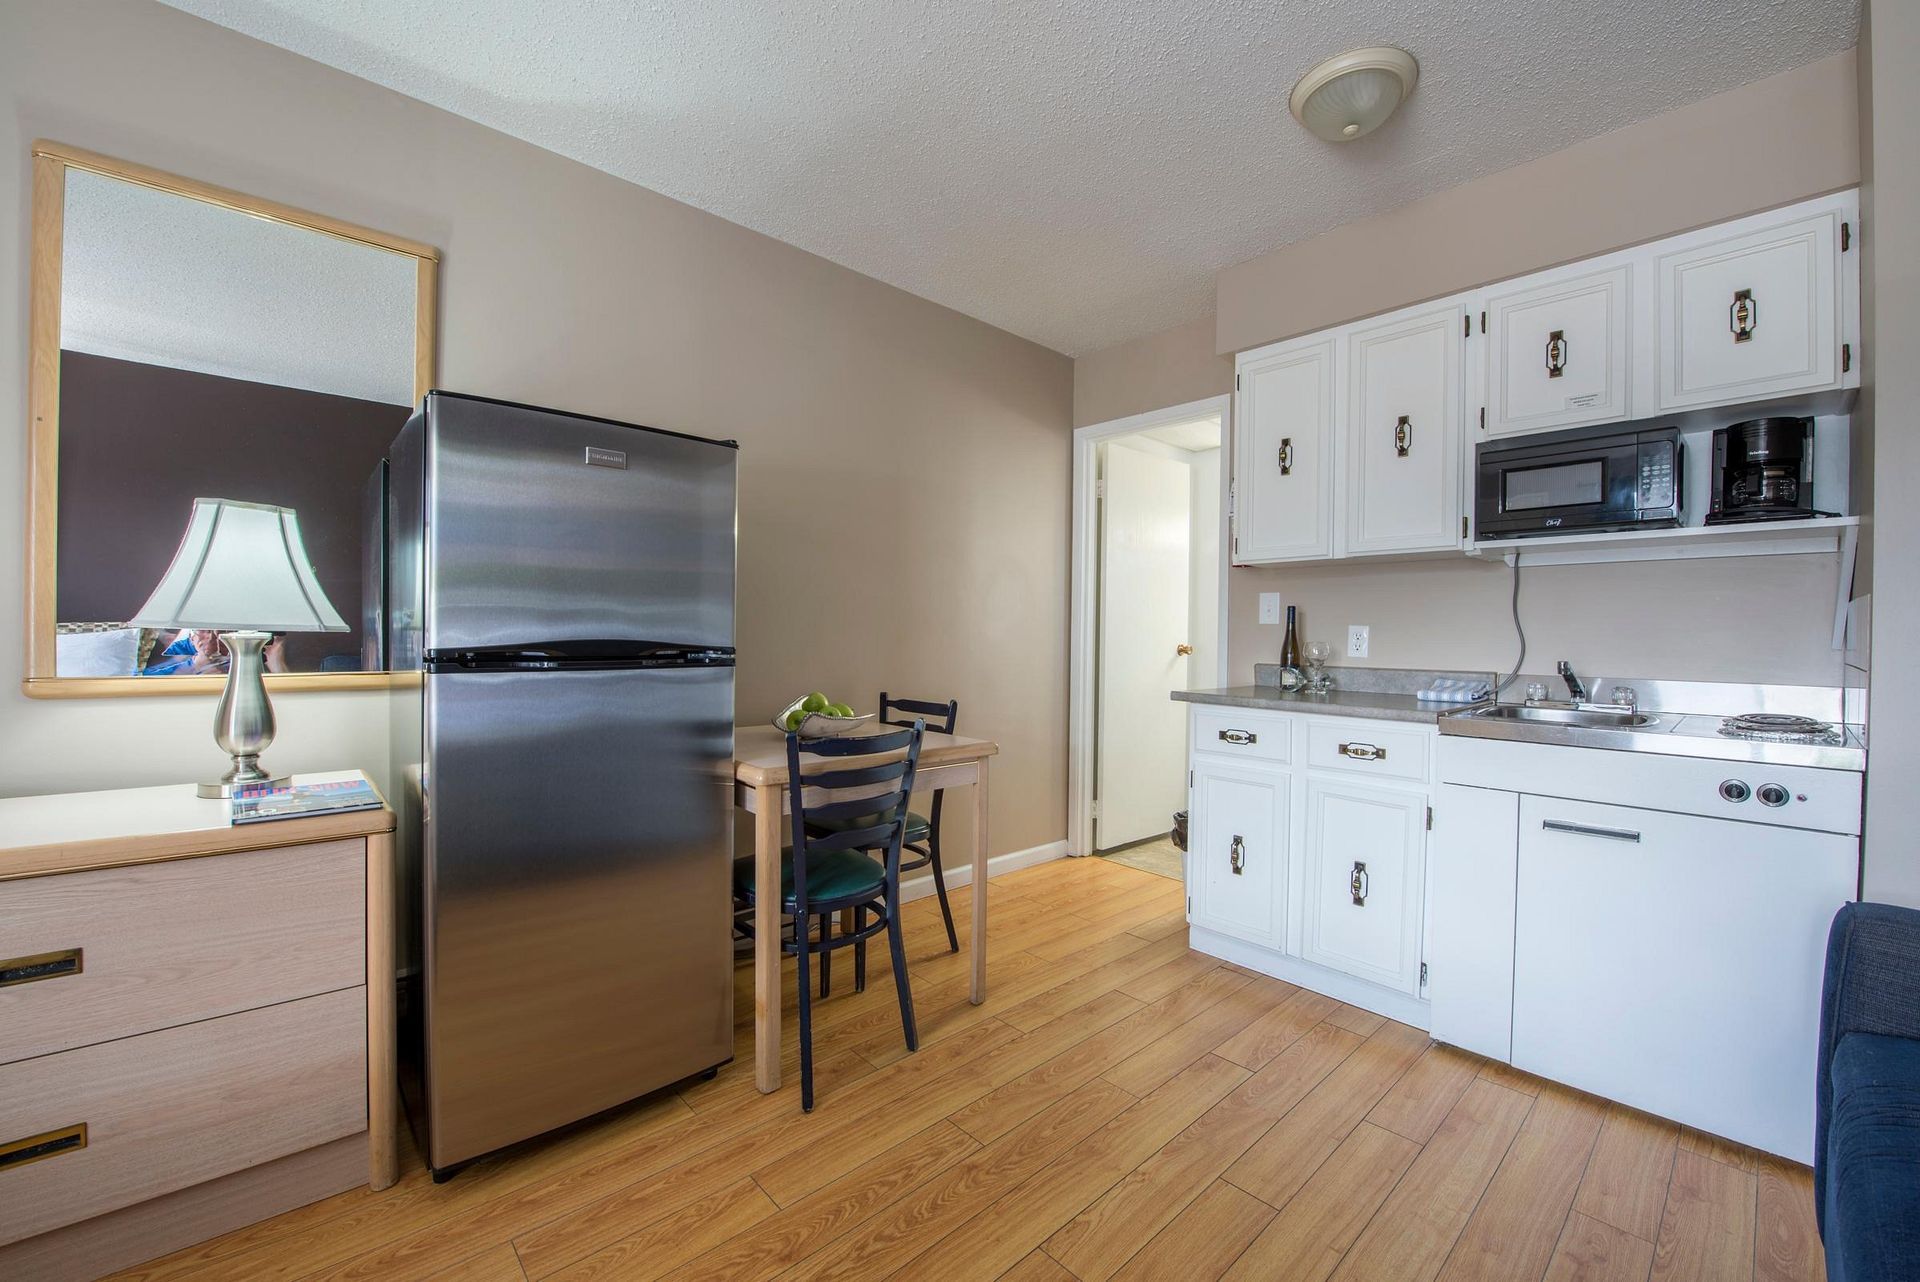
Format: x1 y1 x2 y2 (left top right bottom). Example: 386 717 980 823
1191 707 1291 764
0 987 366 1246
0 841 364 1065
1304 720 1432 785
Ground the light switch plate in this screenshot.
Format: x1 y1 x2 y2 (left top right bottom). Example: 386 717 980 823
1347 624 1370 658
1259 593 1281 625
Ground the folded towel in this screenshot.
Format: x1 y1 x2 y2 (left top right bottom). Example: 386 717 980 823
1416 678 1492 704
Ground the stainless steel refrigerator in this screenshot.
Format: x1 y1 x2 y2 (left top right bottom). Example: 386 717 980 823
388 391 737 1176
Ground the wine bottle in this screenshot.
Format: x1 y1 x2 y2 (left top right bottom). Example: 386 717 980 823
1280 605 1300 669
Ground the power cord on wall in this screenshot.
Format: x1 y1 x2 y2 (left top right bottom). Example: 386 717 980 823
1496 555 1526 695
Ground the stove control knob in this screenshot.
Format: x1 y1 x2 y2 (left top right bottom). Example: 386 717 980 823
1757 783 1791 808
1719 780 1751 803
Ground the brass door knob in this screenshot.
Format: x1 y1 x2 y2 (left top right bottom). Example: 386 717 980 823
1176 643 1194 657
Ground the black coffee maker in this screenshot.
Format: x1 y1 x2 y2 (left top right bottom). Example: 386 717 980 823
1706 416 1820 524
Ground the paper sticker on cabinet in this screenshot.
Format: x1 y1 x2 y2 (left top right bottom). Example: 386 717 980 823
1566 392 1602 408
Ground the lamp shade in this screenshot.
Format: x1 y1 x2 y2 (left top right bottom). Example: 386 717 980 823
129 497 348 632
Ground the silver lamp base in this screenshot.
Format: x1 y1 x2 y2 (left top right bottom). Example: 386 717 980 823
197 630 288 799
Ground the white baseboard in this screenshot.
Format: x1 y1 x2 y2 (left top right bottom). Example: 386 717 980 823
1188 925 1432 1031
897 839 1067 904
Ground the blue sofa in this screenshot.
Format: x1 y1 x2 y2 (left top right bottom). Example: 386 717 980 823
1817 902 1920 1282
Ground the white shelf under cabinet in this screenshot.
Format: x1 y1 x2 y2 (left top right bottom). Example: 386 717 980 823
1467 515 1858 566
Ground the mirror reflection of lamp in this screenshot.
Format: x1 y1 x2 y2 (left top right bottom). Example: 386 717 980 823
129 498 348 798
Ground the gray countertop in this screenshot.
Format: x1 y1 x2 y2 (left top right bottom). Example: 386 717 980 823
1171 685 1465 724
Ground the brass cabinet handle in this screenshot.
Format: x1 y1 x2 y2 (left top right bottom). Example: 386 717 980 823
1229 835 1246 875
1730 288 1758 342
1176 643 1194 657
1278 438 1294 475
1393 416 1411 458
0 948 82 988
1337 742 1386 762
1350 861 1369 906
1546 329 1568 377
1217 728 1257 745
0 1123 88 1172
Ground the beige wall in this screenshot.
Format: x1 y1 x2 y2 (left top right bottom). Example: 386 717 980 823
1072 315 1231 428
1077 53 1863 696
1216 51 1861 354
1861 0 1920 907
0 1 1074 857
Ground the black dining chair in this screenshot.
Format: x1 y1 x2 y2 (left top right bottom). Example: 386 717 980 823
881 692 961 953
733 722 924 1111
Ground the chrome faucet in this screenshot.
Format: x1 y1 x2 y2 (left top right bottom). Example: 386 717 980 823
1557 661 1588 702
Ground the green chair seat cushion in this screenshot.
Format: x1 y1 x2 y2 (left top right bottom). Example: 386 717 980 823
734 848 885 907
809 810 932 842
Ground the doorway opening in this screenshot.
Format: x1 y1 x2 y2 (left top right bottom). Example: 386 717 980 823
1069 395 1231 880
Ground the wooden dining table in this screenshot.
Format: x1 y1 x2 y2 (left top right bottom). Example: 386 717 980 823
732 723 1000 1094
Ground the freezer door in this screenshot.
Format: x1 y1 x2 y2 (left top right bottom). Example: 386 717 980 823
422 664 734 1169
425 394 736 652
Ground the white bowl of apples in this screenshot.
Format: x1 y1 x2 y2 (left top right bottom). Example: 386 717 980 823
772 692 875 739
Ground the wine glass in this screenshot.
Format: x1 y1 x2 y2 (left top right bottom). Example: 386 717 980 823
1305 640 1334 693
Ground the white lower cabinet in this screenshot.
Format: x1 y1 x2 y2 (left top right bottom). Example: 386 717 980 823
1185 704 1433 1024
1299 777 1426 995
1187 758 1287 951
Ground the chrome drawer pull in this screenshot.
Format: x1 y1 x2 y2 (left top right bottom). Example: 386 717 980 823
1337 742 1386 762
1229 835 1246 875
1350 861 1369 906
0 1123 88 1172
1542 819 1642 843
1217 729 1257 746
0 948 83 988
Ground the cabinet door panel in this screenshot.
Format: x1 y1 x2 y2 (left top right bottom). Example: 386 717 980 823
1486 265 1630 436
1658 210 1840 409
1427 784 1517 1061
1301 778 1425 992
1188 760 1287 949
1346 306 1463 554
1235 337 1335 562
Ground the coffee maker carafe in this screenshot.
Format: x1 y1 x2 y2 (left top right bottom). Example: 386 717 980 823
1706 416 1818 525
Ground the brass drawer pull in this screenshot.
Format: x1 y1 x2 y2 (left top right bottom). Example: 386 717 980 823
1730 288 1758 342
1217 728 1257 746
0 1124 88 1172
1546 329 1568 377
0 948 83 988
1337 742 1386 762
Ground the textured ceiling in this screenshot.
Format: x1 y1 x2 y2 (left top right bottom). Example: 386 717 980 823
62 168 417 405
161 0 1858 356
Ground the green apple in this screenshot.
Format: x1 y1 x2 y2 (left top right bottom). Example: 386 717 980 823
827 703 855 718
801 691 830 713
784 708 806 730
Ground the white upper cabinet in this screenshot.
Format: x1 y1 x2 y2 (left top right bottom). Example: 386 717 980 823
1235 334 1336 562
1656 200 1850 410
1345 302 1465 555
1483 263 1631 436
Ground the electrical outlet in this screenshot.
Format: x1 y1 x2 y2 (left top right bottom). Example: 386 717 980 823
1347 624 1370 658
1259 593 1281 625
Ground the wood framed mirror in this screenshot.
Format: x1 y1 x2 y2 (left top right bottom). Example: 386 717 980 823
25 141 438 697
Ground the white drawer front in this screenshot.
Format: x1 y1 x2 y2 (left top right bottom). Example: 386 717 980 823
0 841 365 1065
1191 707 1291 764
1305 720 1431 784
0 988 367 1246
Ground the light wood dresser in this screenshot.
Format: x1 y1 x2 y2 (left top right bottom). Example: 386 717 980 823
0 771 396 1282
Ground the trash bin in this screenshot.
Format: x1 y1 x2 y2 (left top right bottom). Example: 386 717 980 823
1171 809 1188 852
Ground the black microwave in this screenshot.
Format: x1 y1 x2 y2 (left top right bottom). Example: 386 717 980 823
1474 422 1683 539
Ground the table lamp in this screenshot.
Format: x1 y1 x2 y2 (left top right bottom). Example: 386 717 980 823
130 497 348 798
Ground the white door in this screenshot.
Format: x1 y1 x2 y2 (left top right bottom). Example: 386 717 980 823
1097 440 1192 849
1235 335 1336 563
1484 264 1632 437
1299 776 1426 993
1511 796 1856 1162
1188 758 1288 949
1427 783 1519 1061
1345 304 1464 555
1657 207 1843 410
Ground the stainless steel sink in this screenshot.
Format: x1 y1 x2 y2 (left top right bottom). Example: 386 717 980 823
1464 704 1659 729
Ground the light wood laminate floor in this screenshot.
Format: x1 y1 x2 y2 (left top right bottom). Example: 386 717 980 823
108 857 1824 1282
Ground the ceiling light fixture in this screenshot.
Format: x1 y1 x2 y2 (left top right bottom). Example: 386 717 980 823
1289 46 1419 143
